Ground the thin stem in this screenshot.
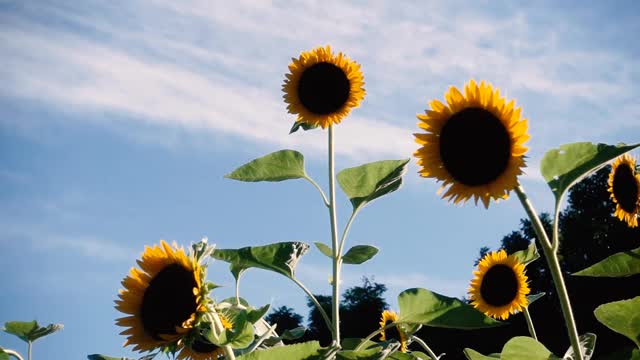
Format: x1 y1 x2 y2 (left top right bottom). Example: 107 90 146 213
552 195 564 253
337 209 359 259
354 323 396 351
235 278 241 305
304 175 330 208
27 342 31 360
291 277 334 338
515 186 583 360
3 349 24 360
328 125 341 347
523 307 538 341
410 336 439 360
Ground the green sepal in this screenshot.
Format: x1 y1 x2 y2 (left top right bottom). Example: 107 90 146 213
290 121 319 134
342 245 379 265
501 337 560 359
212 242 310 279
540 142 640 206
463 348 500 360
236 341 324 360
574 246 640 277
594 296 640 347
225 150 307 182
3 320 63 343
314 242 333 258
526 292 545 306
511 243 539 266
397 288 502 329
337 159 410 211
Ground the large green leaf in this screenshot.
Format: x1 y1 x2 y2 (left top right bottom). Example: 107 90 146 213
225 150 307 182
263 327 307 346
501 337 560 359
397 288 502 329
237 341 323 360
342 245 379 265
336 348 382 360
212 242 310 279
562 333 596 360
463 348 500 360
540 142 639 204
512 243 540 266
574 247 640 277
3 321 63 343
337 159 410 210
594 296 640 348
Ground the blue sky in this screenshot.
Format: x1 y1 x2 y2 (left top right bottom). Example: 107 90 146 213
1 0 639 358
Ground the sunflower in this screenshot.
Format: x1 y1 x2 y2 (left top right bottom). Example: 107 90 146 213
283 45 365 129
379 310 407 353
413 80 530 208
115 240 206 352
608 154 640 228
468 250 530 320
177 316 233 360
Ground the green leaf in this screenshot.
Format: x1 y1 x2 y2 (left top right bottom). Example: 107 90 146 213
540 142 640 205
511 243 540 266
397 288 502 329
501 336 560 359
336 347 382 360
3 321 63 343
573 246 640 277
290 121 319 134
342 245 379 265
247 304 271 324
463 348 500 360
0 349 9 360
562 333 596 360
236 341 323 360
526 292 545 306
314 242 333 258
213 242 310 279
279 327 306 341
337 159 410 210
225 150 307 182
594 296 640 347
388 352 421 360
341 338 379 351
410 352 436 360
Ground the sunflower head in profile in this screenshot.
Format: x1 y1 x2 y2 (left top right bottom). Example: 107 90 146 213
413 80 530 208
283 45 365 129
608 154 640 228
115 240 207 352
379 310 407 353
468 250 530 320
177 315 233 360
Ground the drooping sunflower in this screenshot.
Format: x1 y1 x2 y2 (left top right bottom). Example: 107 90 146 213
115 240 206 352
608 154 640 228
177 316 233 360
468 250 530 320
413 80 530 208
379 310 407 353
283 45 365 129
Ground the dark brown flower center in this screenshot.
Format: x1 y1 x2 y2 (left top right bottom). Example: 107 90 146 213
141 263 198 339
612 163 639 213
383 320 402 343
190 338 221 353
297 62 350 115
439 107 512 186
480 264 519 306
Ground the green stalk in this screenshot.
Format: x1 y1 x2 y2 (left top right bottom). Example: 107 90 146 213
328 125 341 348
515 186 583 360
410 336 439 360
291 277 334 338
3 349 25 360
27 342 31 360
523 307 538 341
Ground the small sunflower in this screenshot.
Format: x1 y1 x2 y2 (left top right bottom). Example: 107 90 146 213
413 80 530 208
608 154 640 228
283 45 365 129
379 310 407 353
468 250 530 320
115 240 206 352
177 316 233 360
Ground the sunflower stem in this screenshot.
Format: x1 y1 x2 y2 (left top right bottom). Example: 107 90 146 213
337 209 359 260
410 336 439 360
353 323 396 351
27 342 31 360
291 277 334 338
328 125 342 350
515 186 583 360
304 175 330 208
3 348 24 360
523 307 538 341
